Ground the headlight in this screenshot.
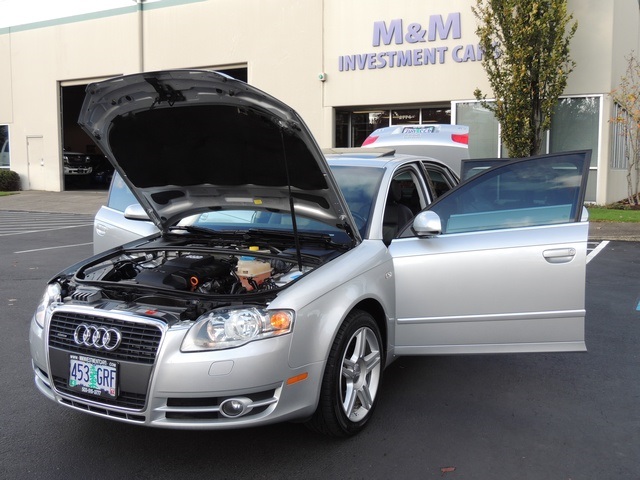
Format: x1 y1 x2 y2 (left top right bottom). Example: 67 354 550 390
181 307 294 352
34 283 62 328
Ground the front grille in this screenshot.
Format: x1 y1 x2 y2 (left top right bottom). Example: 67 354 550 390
48 310 164 411
49 312 163 364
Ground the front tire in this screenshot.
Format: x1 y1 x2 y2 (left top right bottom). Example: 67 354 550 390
306 310 383 437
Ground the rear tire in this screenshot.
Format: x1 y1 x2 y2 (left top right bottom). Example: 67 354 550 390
306 310 383 437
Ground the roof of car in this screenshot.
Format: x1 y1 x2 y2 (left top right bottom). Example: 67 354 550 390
322 147 449 169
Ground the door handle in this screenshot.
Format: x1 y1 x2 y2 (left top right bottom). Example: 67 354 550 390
95 223 107 237
543 248 576 264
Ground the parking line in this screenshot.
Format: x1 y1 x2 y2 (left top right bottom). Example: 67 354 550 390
15 242 93 254
0 223 92 236
586 240 609 264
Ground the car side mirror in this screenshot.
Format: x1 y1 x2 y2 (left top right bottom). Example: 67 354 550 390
123 203 150 221
413 211 442 237
581 206 589 222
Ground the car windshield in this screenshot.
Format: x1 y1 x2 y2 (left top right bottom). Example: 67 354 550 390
181 166 383 240
330 165 384 237
182 209 353 245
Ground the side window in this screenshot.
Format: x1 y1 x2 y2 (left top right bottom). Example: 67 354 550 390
427 152 589 235
383 170 424 244
424 166 455 198
107 173 139 212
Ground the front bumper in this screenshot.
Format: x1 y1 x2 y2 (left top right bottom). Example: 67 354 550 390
30 307 322 429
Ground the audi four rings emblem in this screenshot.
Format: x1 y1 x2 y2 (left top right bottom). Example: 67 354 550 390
73 323 122 351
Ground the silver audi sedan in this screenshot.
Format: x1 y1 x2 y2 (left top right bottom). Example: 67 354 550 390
30 70 590 437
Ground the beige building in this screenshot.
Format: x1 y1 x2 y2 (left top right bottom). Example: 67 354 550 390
1 0 639 203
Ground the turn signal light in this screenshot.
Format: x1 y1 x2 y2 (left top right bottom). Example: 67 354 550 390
287 372 309 385
270 311 292 330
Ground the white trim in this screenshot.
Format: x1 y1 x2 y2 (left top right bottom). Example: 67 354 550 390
587 240 609 264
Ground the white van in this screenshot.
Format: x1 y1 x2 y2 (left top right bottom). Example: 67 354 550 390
362 124 469 174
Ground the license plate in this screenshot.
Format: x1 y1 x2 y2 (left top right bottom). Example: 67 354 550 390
69 354 118 398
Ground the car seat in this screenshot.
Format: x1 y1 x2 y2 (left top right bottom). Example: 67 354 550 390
383 181 414 244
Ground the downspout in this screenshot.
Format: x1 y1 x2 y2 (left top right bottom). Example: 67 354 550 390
137 0 144 72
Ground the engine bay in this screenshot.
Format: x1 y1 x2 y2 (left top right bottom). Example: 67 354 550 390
50 238 344 321
76 246 317 295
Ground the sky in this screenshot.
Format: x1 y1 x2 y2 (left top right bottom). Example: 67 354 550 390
0 0 138 29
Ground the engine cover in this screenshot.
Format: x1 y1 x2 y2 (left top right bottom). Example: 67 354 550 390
136 255 231 291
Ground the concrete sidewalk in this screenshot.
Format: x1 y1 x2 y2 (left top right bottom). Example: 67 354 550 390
1 189 640 241
0 190 107 215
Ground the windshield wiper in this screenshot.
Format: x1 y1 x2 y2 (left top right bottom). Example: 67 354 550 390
166 225 348 250
165 225 250 242
245 229 349 250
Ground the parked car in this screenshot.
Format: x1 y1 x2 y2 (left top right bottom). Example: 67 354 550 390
362 124 470 174
93 172 160 254
63 149 112 187
89 154 115 186
62 149 93 178
30 70 590 437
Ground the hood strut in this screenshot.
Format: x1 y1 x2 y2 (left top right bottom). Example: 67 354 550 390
280 130 303 273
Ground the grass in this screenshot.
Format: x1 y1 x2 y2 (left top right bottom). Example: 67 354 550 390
587 205 640 223
0 191 19 197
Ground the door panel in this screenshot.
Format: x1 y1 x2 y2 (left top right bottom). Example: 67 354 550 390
390 151 590 355
27 136 46 190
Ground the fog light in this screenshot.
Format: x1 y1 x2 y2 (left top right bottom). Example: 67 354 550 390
219 397 252 418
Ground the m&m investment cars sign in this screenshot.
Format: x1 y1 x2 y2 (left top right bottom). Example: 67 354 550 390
338 13 484 72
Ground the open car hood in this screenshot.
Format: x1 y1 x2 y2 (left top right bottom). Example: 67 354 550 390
79 70 358 241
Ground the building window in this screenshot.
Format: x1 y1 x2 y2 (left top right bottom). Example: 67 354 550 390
0 125 9 170
610 102 635 170
453 101 500 158
549 97 600 167
391 109 419 125
549 97 600 202
348 110 387 147
454 96 600 202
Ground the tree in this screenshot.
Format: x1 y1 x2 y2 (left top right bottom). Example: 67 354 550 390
472 0 578 157
610 52 640 206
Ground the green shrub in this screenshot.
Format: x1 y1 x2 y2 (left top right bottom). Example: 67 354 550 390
0 170 21 191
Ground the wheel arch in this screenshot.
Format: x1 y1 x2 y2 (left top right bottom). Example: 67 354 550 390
351 298 388 356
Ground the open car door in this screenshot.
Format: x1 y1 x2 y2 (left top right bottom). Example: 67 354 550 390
390 151 590 355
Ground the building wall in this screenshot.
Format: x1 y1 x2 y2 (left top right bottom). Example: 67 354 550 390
141 0 325 129
3 11 140 190
606 0 640 204
0 0 638 203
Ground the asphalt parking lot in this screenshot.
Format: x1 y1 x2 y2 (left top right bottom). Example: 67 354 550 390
0 191 639 479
